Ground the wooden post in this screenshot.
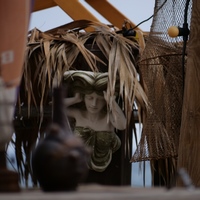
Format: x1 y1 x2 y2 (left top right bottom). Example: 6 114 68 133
177 0 200 187
0 0 31 192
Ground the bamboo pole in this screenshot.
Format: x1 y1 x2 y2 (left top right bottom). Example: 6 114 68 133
177 0 200 187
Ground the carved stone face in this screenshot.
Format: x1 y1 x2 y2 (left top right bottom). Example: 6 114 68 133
84 92 106 114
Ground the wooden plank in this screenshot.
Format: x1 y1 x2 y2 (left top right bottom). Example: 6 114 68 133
85 0 142 31
54 0 100 31
32 0 57 12
0 185 200 200
177 0 200 187
0 0 31 86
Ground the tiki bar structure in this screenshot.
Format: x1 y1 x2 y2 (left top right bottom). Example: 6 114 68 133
1 0 200 199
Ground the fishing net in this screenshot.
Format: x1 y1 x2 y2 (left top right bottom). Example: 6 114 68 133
131 0 192 162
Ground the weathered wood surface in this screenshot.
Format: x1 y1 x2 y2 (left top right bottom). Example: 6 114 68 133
0 184 200 200
177 0 200 187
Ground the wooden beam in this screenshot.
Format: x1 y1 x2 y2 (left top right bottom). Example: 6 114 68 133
32 0 57 12
85 0 142 31
54 0 100 31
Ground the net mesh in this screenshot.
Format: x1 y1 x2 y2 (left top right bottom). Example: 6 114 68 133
131 0 192 162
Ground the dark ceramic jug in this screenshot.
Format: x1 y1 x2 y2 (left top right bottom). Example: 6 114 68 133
31 87 89 191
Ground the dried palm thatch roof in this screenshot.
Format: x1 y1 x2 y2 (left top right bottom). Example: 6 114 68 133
20 20 148 125
13 20 149 186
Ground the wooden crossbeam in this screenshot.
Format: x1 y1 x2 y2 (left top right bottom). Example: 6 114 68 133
32 0 57 12
85 0 142 31
54 0 99 22
32 0 145 33
54 0 101 31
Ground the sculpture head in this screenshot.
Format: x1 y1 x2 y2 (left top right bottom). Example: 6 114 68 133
63 70 119 113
